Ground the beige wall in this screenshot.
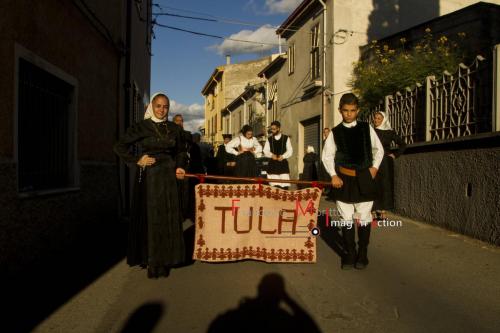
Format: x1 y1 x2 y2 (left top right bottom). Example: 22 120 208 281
203 57 270 144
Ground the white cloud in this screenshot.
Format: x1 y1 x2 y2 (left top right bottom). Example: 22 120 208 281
210 24 279 55
183 118 205 133
246 0 302 15
170 100 204 132
264 0 302 14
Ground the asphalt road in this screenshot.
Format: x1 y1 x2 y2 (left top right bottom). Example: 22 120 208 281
32 199 500 333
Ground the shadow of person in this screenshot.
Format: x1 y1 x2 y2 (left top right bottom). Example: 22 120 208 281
317 214 346 259
120 302 164 333
207 273 322 333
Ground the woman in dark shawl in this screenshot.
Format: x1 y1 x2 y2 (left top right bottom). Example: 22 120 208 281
114 92 187 278
372 111 406 219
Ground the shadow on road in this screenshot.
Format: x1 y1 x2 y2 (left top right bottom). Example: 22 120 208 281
207 273 322 333
120 302 165 333
2 219 127 333
317 214 346 259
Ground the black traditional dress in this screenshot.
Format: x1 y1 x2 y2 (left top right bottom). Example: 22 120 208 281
302 152 318 181
178 129 193 222
266 134 291 175
114 119 187 278
373 129 406 211
215 143 236 182
225 136 263 178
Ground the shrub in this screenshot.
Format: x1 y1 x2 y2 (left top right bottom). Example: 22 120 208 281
349 28 467 110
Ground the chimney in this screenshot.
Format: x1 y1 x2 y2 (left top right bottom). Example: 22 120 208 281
226 55 231 65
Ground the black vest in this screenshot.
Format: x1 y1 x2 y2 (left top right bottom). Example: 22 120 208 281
268 134 288 155
332 122 373 170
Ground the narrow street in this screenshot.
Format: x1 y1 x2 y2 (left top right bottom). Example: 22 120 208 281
31 199 500 333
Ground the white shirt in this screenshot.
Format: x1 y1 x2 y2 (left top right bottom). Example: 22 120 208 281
321 120 384 177
263 133 293 160
225 135 263 158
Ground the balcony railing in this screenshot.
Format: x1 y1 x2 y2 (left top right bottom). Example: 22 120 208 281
366 53 498 145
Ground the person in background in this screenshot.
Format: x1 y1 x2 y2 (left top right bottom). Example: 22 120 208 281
319 127 334 200
299 145 318 189
185 133 204 220
198 138 212 174
173 114 192 222
216 134 236 180
225 125 263 178
372 111 407 220
263 121 293 189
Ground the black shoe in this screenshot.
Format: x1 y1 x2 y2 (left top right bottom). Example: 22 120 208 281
355 247 369 269
147 265 171 278
341 226 356 270
341 254 356 270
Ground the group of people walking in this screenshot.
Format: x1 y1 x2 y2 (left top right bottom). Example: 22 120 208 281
216 121 293 188
114 91 405 278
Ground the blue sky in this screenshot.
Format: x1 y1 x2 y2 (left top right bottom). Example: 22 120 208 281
150 0 302 131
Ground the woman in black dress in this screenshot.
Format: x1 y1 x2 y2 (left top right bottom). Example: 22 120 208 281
225 125 263 178
114 92 187 278
299 145 318 189
372 111 406 219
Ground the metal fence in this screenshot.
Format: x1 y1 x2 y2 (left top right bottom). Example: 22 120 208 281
368 54 496 145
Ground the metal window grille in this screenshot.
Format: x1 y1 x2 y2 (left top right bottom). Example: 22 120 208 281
310 25 320 80
18 58 75 193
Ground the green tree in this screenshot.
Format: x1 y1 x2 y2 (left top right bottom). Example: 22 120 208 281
350 29 467 110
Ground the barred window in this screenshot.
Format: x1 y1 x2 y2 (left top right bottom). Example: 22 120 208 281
311 24 320 80
268 81 279 122
17 58 76 193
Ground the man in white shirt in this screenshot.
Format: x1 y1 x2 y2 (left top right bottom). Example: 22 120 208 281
263 121 293 189
321 93 384 270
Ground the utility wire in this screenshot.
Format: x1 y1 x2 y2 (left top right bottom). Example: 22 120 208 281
152 2 367 36
153 12 275 30
152 2 366 49
153 21 284 47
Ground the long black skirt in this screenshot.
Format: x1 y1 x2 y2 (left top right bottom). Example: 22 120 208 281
235 152 257 178
373 155 395 211
128 158 185 278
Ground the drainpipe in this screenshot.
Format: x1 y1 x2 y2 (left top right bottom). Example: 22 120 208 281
228 108 232 135
264 74 269 130
318 0 327 150
242 96 247 127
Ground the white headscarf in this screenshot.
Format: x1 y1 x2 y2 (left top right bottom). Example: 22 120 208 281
375 111 392 130
144 92 169 123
